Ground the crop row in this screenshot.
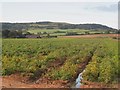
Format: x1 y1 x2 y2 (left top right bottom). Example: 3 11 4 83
2 38 119 84
82 38 119 84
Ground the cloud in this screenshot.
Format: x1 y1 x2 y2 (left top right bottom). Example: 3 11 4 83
85 3 118 12
96 4 117 12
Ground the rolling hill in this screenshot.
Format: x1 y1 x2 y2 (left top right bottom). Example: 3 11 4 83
1 21 117 31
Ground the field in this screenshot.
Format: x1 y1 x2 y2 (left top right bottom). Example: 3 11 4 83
26 29 106 36
2 36 119 88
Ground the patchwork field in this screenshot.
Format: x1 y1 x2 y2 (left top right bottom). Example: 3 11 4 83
26 29 107 36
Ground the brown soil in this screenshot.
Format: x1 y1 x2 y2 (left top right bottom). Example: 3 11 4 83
60 34 120 38
1 74 65 88
80 80 118 88
1 74 118 88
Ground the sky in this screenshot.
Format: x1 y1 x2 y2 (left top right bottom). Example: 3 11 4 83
0 1 119 29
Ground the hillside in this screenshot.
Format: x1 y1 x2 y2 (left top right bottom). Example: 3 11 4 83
1 21 117 31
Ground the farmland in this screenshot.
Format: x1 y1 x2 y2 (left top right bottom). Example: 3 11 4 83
2 22 118 38
2 36 119 88
26 29 112 36
27 29 96 34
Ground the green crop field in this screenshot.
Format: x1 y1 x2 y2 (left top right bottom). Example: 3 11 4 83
2 37 119 86
26 29 104 35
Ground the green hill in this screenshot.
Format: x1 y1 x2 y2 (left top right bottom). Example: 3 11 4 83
1 21 117 31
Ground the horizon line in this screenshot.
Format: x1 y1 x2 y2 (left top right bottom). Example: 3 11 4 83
0 21 117 29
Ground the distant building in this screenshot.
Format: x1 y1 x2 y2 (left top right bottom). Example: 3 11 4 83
25 35 41 38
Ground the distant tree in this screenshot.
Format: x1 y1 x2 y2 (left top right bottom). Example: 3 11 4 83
85 31 90 35
8 30 18 38
2 30 10 38
104 31 110 34
115 30 120 34
43 32 47 34
2 30 24 38
37 32 41 35
47 33 50 38
54 31 65 33
66 32 78 36
118 30 120 34
17 30 23 36
25 32 32 35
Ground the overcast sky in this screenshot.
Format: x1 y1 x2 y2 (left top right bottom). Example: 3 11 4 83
1 1 119 29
